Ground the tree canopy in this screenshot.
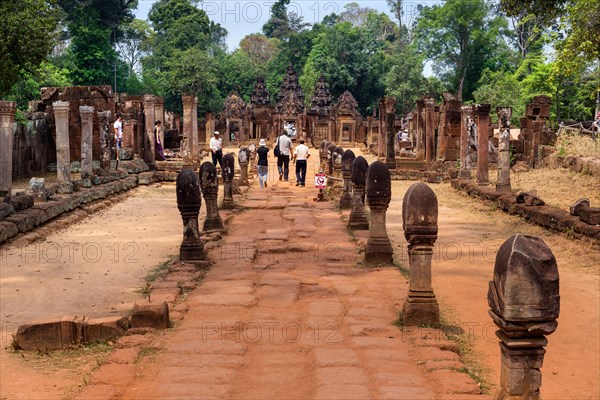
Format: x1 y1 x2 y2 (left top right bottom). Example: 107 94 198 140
2 0 598 123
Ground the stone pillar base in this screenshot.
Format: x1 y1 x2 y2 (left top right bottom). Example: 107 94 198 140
458 169 471 179
180 242 205 261
496 183 511 193
339 193 352 209
203 217 224 231
365 238 393 265
385 160 397 170
402 292 440 326
477 179 490 186
222 198 235 210
57 183 74 194
348 217 369 231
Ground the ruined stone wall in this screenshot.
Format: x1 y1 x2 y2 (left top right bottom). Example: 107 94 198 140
40 86 116 162
11 115 53 179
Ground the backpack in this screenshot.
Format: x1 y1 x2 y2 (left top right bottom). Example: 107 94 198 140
274 136 281 157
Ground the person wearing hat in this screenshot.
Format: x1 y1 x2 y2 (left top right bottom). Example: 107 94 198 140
210 131 223 167
256 138 270 188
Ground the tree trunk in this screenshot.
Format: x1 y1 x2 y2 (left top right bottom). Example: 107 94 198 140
457 70 466 102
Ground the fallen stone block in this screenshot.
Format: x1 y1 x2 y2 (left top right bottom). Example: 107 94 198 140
0 203 15 220
31 200 70 220
137 172 155 185
3 208 47 233
9 194 34 211
130 301 170 329
570 198 591 216
14 316 84 351
85 316 130 343
580 207 600 225
0 221 19 242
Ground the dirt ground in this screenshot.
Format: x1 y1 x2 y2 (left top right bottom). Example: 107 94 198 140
1 148 598 399
385 180 600 399
0 183 185 400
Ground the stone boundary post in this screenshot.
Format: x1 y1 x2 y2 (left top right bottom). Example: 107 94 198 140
79 105 94 186
340 149 355 209
199 161 224 231
496 107 512 193
176 168 205 260
365 161 393 265
401 182 440 325
488 234 559 400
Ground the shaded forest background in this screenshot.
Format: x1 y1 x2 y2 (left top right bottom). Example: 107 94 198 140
2 0 599 125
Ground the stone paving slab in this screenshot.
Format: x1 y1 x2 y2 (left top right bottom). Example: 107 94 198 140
110 173 485 400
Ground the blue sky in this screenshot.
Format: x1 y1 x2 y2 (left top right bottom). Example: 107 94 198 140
135 1 440 51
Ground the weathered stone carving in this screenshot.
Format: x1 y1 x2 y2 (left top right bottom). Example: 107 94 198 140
340 150 355 209
79 105 94 187
459 105 473 179
476 104 491 185
199 161 224 231
348 156 369 230
176 169 205 260
496 107 512 193
98 111 112 172
384 97 397 169
401 182 440 325
365 161 393 265
182 95 196 165
238 147 250 186
488 234 559 400
143 95 156 168
222 153 235 209
250 76 270 106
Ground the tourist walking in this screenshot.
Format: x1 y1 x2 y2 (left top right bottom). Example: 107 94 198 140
256 138 269 188
276 130 293 181
293 138 310 187
113 113 123 156
210 131 223 167
154 120 166 161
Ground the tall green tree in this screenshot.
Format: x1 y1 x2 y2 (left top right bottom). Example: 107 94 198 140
0 0 60 95
384 46 428 115
300 20 386 113
414 0 507 101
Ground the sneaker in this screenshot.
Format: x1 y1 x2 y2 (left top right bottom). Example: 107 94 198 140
279 174 283 181
295 182 300 186
265 182 268 187
300 184 305 187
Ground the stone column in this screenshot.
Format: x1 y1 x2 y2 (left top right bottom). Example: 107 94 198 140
365 161 393 265
238 147 250 186
192 96 199 161
332 147 343 190
176 169 205 260
199 161 224 231
476 103 491 185
319 140 329 172
415 100 427 160
222 153 235 209
182 95 194 165
496 107 512 193
143 95 156 168
53 101 73 193
154 97 165 146
205 113 214 146
340 149 355 209
378 98 386 158
384 97 397 169
488 234 559 400
401 182 440 325
0 101 16 199
348 156 369 230
459 105 472 179
79 106 94 186
98 111 111 172
425 98 436 164
326 143 336 182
